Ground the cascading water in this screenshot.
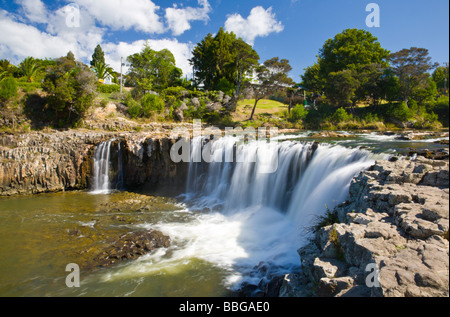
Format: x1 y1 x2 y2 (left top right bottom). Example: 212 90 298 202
146 136 386 289
101 135 387 293
91 139 124 194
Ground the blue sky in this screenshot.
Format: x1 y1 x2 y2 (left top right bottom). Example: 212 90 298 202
0 0 448 81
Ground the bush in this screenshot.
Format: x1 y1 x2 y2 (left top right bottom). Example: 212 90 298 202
0 77 18 102
330 107 353 124
127 98 141 119
98 84 120 94
388 102 413 122
290 104 308 122
141 93 165 117
431 96 449 127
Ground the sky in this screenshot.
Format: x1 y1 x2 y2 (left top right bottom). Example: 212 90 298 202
0 0 448 81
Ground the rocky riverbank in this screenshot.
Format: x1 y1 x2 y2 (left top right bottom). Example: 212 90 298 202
0 129 190 196
278 156 449 297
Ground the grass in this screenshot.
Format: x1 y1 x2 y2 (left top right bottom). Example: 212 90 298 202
234 99 288 122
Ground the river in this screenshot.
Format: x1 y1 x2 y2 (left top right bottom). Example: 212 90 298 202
0 131 447 297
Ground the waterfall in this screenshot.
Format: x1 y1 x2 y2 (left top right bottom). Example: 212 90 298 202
162 135 386 288
91 139 124 194
185 136 382 225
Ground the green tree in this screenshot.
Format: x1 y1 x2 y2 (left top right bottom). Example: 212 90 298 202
249 58 294 120
19 57 41 82
92 61 115 81
324 69 360 108
42 54 97 124
432 65 449 94
190 27 260 97
389 47 437 106
318 29 390 76
127 44 182 95
91 44 106 68
314 29 390 107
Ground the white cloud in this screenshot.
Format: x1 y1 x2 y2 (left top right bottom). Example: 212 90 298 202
73 0 165 34
0 10 77 63
0 2 196 77
14 0 48 24
224 6 284 45
165 0 212 36
103 39 194 78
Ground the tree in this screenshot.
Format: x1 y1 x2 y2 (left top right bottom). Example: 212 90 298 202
318 29 390 76
313 29 390 107
249 65 272 121
19 57 41 82
92 61 115 81
249 58 294 120
42 54 97 124
389 47 437 106
432 65 449 94
0 59 17 80
91 44 105 68
127 44 182 95
324 69 360 108
231 38 260 101
190 27 260 98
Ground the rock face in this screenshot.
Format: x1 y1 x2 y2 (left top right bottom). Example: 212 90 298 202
0 130 188 196
282 156 449 297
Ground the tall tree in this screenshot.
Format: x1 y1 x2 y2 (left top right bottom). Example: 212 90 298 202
313 28 390 107
390 47 437 105
42 55 97 123
91 44 106 68
249 58 294 120
190 27 259 97
127 44 182 94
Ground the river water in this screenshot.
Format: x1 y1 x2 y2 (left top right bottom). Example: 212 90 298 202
0 132 447 297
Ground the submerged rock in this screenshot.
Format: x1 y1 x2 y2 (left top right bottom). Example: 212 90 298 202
84 230 170 270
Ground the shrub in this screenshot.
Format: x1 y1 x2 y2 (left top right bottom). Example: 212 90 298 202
388 102 413 122
330 107 353 124
98 84 120 94
0 77 18 102
290 104 308 122
127 98 141 119
141 93 165 117
431 96 449 127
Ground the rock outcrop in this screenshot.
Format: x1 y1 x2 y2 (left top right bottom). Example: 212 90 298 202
282 156 449 297
0 130 188 196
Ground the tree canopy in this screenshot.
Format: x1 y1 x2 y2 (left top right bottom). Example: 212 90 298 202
127 44 183 94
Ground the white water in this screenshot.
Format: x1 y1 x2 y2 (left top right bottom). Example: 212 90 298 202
102 136 387 291
91 140 113 194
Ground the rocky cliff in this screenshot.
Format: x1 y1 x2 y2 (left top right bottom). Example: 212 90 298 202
280 156 449 297
0 130 187 196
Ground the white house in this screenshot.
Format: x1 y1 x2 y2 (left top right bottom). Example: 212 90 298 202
103 73 114 85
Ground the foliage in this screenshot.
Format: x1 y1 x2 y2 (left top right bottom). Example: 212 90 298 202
0 77 18 102
98 84 120 94
330 107 353 124
19 57 41 83
290 104 308 122
307 29 390 108
190 27 259 98
141 94 165 117
430 95 449 127
127 44 182 95
390 47 437 105
42 54 97 125
90 44 105 68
